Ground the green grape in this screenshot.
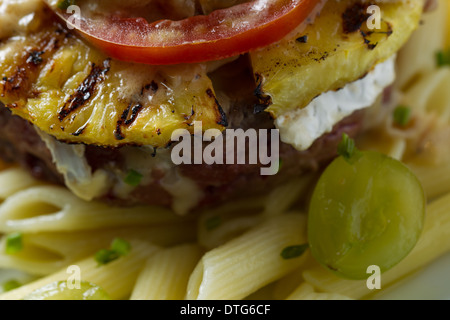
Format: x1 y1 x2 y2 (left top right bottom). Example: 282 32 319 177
24 281 111 300
307 150 425 280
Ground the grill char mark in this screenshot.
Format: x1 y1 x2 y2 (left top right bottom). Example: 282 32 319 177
253 73 273 114
0 33 63 103
206 88 228 127
58 58 111 122
114 102 144 141
342 2 370 34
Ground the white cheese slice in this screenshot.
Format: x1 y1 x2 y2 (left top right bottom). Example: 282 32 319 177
275 56 397 151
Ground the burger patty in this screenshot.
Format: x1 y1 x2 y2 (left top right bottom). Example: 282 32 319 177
0 103 364 211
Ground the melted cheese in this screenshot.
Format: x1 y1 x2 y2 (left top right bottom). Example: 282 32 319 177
0 0 43 39
36 128 111 201
37 128 203 215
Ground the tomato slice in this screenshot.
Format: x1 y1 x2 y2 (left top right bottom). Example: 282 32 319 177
47 0 320 65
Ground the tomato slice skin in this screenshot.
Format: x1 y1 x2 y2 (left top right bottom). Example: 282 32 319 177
48 0 320 65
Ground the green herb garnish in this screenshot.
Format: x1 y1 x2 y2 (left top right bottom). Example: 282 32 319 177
5 232 23 255
2 279 21 292
337 133 363 164
278 159 284 172
393 105 412 127
205 216 221 231
436 49 450 67
110 238 131 256
124 169 143 187
338 133 355 160
57 0 76 10
95 238 131 266
281 244 309 260
94 249 120 266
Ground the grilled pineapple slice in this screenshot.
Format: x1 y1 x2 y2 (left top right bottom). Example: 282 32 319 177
251 0 424 118
0 14 226 147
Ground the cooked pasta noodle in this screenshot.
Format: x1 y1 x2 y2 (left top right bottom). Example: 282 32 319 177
0 240 160 300
0 185 190 233
0 168 42 202
0 224 197 276
130 244 203 300
197 176 313 250
186 213 308 300
396 0 448 89
409 162 450 200
286 283 353 300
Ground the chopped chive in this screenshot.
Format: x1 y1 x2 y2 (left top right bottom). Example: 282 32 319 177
2 279 21 292
94 249 119 266
124 169 143 187
205 216 221 231
281 244 309 260
337 133 362 164
278 159 284 172
436 49 450 67
95 238 131 266
393 105 412 127
57 0 76 10
338 133 355 160
5 232 23 255
111 238 131 256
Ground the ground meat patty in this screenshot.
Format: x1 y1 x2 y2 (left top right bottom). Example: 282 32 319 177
0 104 364 211
0 106 63 184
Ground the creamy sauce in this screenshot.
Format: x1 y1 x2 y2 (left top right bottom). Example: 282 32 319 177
160 169 204 216
275 56 397 151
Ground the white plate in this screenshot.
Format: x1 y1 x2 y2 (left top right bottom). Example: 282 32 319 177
373 251 450 300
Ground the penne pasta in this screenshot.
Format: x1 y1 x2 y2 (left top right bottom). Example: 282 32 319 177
130 243 203 300
0 240 160 300
395 1 448 89
0 224 197 276
198 210 264 250
409 162 450 201
197 177 315 250
262 175 316 217
186 213 308 300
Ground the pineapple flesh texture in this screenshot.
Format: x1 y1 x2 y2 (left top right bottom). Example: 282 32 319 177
250 0 425 118
0 12 226 148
